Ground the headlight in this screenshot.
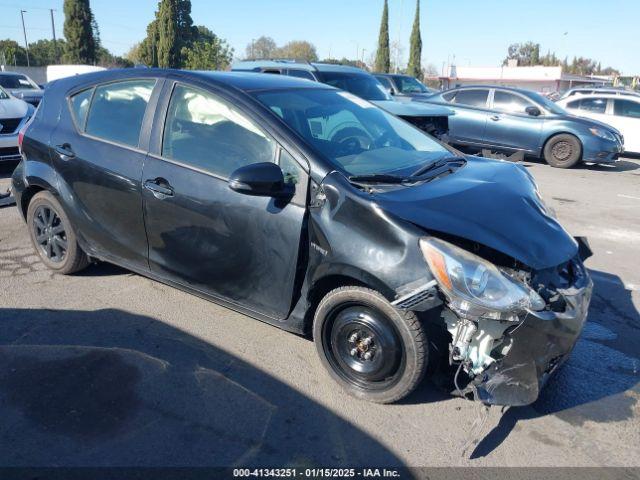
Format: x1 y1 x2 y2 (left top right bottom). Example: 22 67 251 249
420 237 545 318
589 127 616 141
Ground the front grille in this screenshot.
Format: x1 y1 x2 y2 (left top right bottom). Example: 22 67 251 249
0 118 23 135
0 146 21 161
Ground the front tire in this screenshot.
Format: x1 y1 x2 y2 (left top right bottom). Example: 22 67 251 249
27 191 89 274
543 134 582 168
313 286 428 403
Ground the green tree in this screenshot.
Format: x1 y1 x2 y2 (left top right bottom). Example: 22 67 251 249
245 36 277 60
157 0 180 68
28 39 66 66
63 0 96 64
374 0 390 72
406 0 422 79
182 26 233 70
274 40 318 61
321 57 368 70
503 41 540 66
139 20 159 67
0 39 28 66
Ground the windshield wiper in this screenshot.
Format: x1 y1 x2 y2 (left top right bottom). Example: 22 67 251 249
348 173 410 184
410 156 466 178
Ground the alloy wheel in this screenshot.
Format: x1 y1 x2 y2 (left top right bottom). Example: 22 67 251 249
33 205 67 263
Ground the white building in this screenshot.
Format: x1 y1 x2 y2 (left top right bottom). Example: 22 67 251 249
439 65 612 94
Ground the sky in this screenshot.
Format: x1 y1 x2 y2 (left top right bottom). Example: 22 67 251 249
1 0 638 75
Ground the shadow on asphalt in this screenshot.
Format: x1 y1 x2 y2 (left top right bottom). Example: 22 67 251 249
470 269 640 458
0 307 403 467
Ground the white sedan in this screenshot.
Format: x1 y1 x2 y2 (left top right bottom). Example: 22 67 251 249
0 85 33 162
557 94 640 154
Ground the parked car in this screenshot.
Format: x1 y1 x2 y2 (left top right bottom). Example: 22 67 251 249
373 73 436 101
418 85 624 168
556 94 640 154
559 86 640 100
232 60 453 139
0 72 43 107
0 85 34 162
13 69 593 406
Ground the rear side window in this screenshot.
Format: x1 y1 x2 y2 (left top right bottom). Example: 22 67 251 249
85 79 155 147
288 69 315 81
162 84 276 178
452 89 488 107
69 88 94 130
614 99 640 118
567 100 580 109
579 97 606 114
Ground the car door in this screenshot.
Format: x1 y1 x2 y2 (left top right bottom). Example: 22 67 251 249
142 80 308 320
611 99 640 153
483 89 543 153
50 77 161 269
444 88 490 146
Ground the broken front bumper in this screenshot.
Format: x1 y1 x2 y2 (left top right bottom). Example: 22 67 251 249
472 279 593 406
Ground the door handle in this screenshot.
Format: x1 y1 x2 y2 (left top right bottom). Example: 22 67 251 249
144 178 174 198
54 143 75 160
490 115 501 121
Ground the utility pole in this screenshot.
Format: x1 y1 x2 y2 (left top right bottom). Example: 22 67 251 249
20 10 30 67
50 9 58 63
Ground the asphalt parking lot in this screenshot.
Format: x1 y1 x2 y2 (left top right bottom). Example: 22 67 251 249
0 157 638 468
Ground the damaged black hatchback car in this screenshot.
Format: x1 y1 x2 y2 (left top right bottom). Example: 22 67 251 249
13 69 593 405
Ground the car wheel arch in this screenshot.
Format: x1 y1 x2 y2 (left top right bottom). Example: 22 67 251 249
305 269 396 336
542 131 583 156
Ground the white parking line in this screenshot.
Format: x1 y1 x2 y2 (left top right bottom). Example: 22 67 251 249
617 194 640 201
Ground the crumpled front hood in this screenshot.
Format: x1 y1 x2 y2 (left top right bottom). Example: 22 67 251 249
371 100 454 117
373 157 578 270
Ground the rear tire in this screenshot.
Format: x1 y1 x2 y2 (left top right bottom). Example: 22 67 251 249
543 134 582 168
27 191 89 274
313 286 428 404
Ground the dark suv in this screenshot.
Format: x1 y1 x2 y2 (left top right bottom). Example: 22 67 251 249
13 69 592 405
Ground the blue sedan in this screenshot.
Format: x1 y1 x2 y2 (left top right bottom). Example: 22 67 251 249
417 86 624 168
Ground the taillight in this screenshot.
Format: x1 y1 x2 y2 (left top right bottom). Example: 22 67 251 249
18 117 34 154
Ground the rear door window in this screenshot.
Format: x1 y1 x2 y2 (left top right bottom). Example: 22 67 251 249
452 89 489 108
162 84 276 178
85 79 155 147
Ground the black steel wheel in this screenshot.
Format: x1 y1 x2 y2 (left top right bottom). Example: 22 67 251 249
313 286 428 403
27 191 89 274
543 133 582 168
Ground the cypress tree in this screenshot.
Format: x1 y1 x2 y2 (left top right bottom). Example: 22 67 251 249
157 0 179 68
374 0 390 73
407 0 422 79
63 0 96 64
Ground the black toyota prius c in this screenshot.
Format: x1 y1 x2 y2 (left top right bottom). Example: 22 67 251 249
12 69 593 405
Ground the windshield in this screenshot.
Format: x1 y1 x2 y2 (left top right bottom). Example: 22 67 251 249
254 88 451 177
397 76 431 94
315 71 392 101
0 74 37 90
526 91 566 115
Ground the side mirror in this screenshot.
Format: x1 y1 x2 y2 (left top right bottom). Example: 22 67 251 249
228 162 291 197
525 106 541 117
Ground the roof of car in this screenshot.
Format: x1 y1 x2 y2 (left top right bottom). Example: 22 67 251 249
51 68 333 93
232 60 368 75
561 93 640 102
0 72 24 76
